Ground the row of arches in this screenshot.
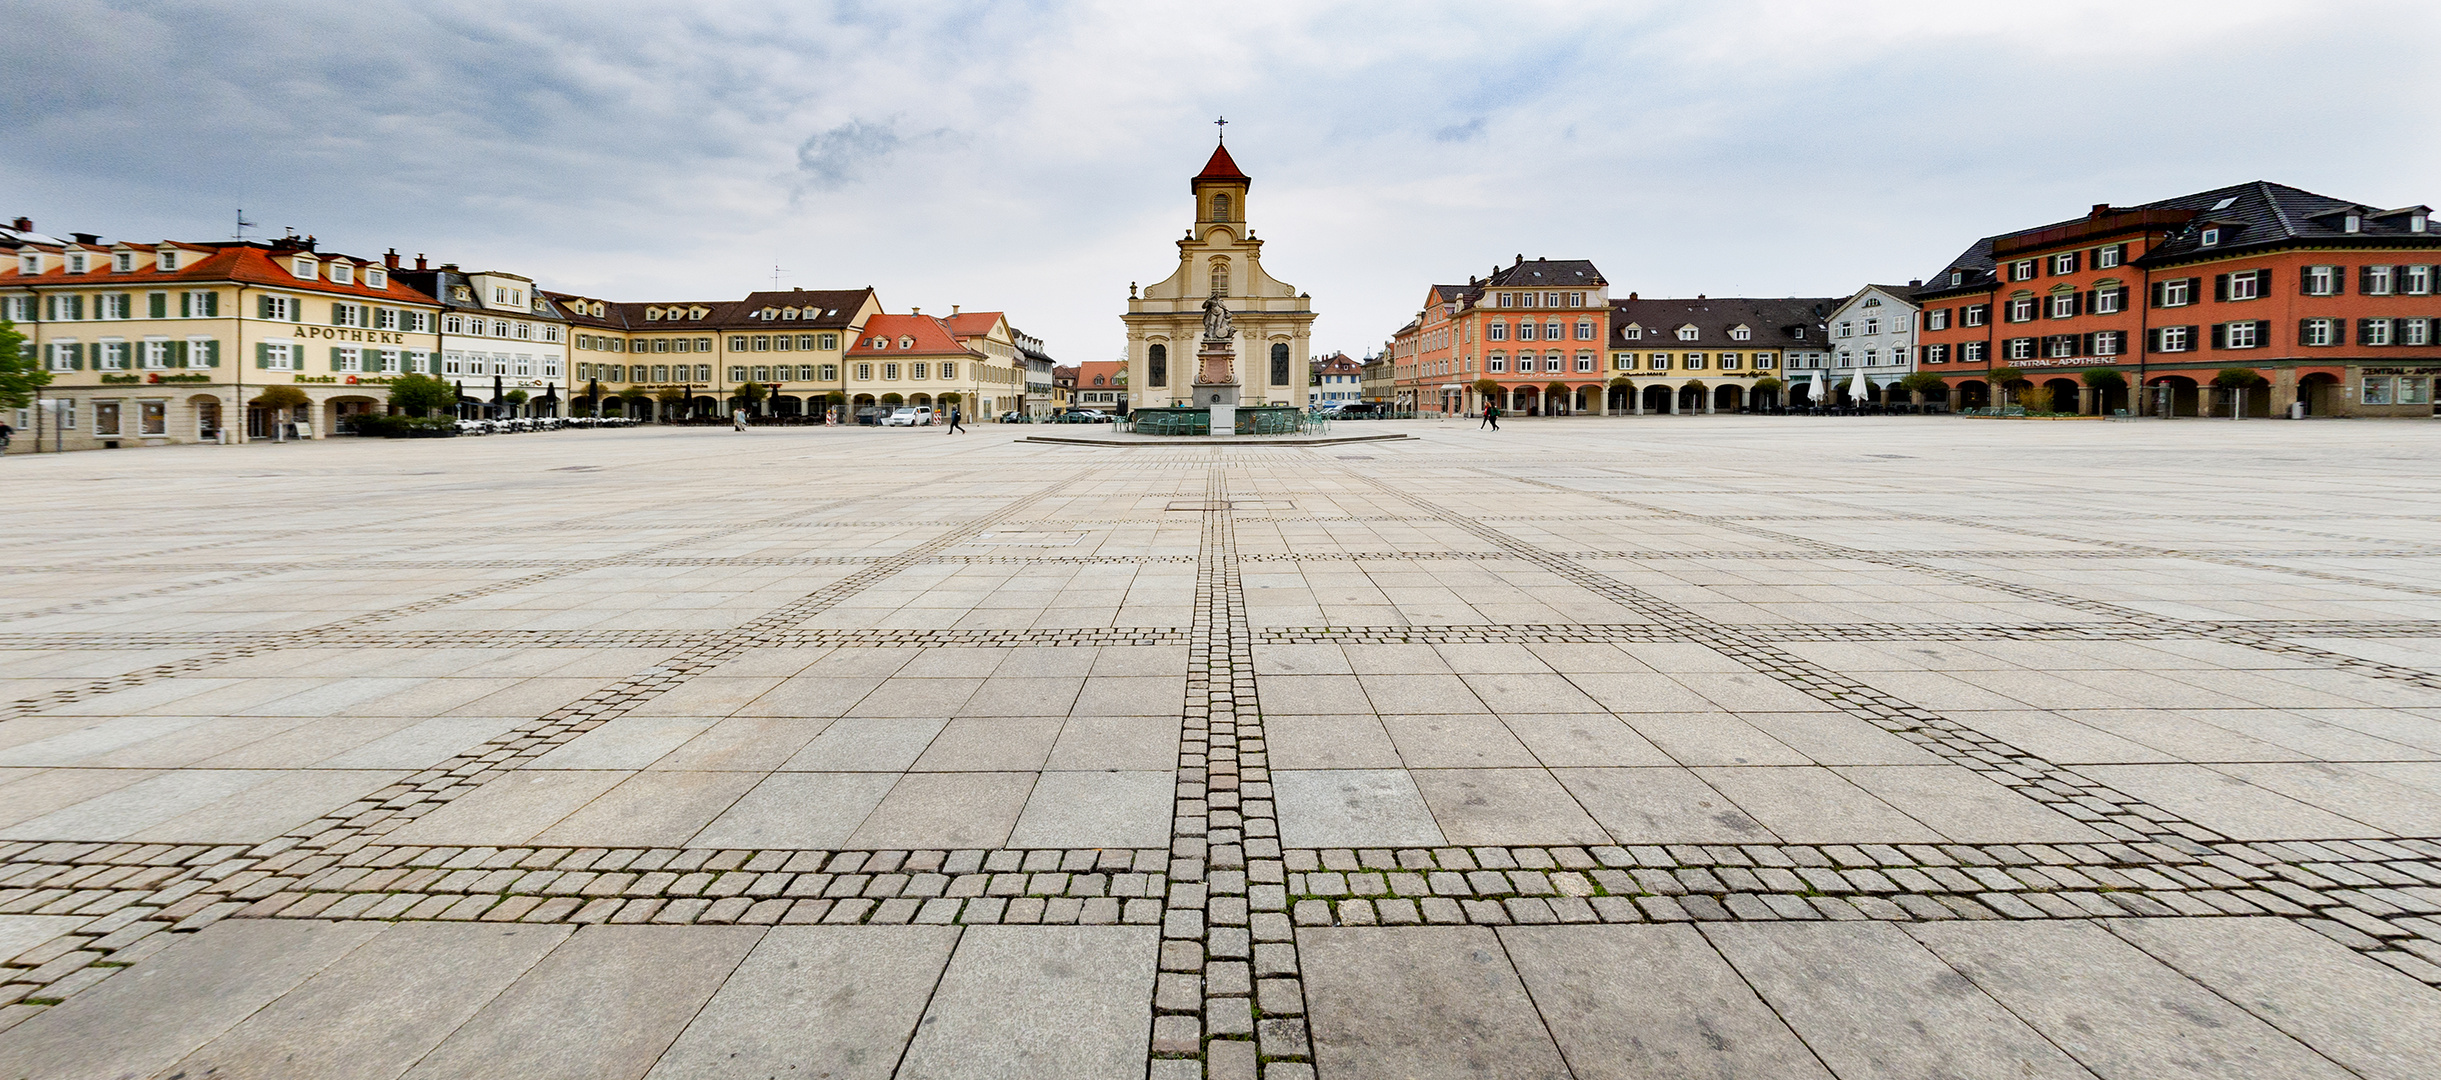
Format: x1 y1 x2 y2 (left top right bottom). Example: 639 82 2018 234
571 391 979 420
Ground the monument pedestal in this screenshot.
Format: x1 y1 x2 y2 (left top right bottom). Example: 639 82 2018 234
1193 340 1238 435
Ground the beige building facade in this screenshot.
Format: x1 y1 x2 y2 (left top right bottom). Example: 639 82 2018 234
1123 143 1315 409
4 224 442 451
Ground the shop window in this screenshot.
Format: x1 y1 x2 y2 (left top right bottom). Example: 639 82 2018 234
140 401 166 435
2363 376 2394 405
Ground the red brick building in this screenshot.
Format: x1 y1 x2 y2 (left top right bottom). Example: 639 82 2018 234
1912 182 2439 417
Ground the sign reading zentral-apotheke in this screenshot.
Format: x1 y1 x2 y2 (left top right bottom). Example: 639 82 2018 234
294 326 411 344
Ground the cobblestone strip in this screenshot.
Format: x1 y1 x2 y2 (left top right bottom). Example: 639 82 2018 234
1155 469 1312 1080
1260 839 2441 987
1349 471 2222 848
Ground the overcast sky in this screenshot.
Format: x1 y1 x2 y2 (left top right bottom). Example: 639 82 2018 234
8 0 2437 361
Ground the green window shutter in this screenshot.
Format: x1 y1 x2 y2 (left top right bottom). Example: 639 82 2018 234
257 342 270 369
71 295 84 319
331 346 344 371
258 294 272 319
179 292 191 318
148 292 166 318
294 300 304 323
203 340 219 367
173 340 187 367
71 344 85 370
202 292 218 317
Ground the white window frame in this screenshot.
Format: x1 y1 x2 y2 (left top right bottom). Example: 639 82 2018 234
2160 326 2191 352
2367 265 2395 296
2407 265 2433 295
2364 319 2393 346
2007 338 2034 360
2011 260 2035 281
2048 295 2076 318
2093 289 2122 314
2226 322 2259 349
2051 253 2076 274
2160 279 2192 306
2096 245 2122 269
2306 266 2339 296
2008 298 2036 322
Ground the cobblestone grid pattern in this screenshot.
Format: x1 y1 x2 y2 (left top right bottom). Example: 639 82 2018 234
4 420 2441 1078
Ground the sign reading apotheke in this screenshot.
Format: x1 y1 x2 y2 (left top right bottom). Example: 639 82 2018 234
101 372 214 385
295 326 410 345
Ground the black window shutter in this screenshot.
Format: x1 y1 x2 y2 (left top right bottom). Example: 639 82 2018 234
2214 274 2230 302
2359 266 2373 293
2299 318 2313 346
2254 320 2270 346
2336 319 2349 346
2079 332 2094 355
2150 282 2164 308
2147 328 2162 353
2334 268 2347 295
2255 267 2272 293
2210 324 2226 350
2069 251 2081 274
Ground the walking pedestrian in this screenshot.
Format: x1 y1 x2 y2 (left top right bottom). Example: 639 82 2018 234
1482 402 1500 430
947 407 966 434
732 408 748 432
0 420 13 452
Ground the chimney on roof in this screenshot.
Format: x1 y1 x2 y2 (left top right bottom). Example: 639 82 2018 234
442 263 459 272
1908 278 1922 288
10 217 28 232
1628 291 1637 300
1513 254 1522 266
303 235 317 252
951 305 960 315
2091 203 2110 219
1696 293 1706 300
910 306 920 315
71 232 99 245
384 248 400 269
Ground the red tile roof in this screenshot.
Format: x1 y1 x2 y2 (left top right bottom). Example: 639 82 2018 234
0 242 437 304
942 311 1007 338
1076 360 1127 388
847 313 982 358
1195 143 1248 184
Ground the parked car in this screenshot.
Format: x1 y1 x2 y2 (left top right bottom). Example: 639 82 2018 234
855 408 888 425
884 407 937 427
1326 401 1387 419
1054 409 1112 424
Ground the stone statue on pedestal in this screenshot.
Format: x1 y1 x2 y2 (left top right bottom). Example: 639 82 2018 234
1201 296 1233 342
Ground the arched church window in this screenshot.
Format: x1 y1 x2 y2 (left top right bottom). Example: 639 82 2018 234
1270 343 1290 386
1148 343 1167 386
1212 193 1232 221
1209 258 1230 298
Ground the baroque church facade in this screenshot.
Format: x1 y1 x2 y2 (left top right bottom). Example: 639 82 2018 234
1123 141 1316 409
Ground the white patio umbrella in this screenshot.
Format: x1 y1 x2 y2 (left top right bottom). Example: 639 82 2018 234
1848 366 1871 407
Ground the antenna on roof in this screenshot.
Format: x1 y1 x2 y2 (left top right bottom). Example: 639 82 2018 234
770 263 786 290
233 208 255 241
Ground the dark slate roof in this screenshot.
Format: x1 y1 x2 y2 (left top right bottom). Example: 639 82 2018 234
394 268 568 321
1915 180 2438 300
1482 258 1606 289
1607 296 1837 349
728 289 872 329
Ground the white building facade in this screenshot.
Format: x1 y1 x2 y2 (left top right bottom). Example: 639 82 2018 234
1822 283 1920 405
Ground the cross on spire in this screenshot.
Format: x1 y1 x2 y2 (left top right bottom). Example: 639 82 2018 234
1214 115 1227 142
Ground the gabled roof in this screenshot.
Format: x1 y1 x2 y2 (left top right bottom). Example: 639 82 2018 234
1194 143 1248 184
0 241 437 304
1076 360 1127 387
943 311 1009 338
730 289 871 329
1916 180 2440 299
1481 258 1606 289
1607 296 1836 348
846 313 982 358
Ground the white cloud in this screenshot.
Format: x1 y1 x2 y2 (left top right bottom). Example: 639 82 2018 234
3 0 2434 360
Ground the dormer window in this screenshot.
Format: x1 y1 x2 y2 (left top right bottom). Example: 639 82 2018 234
18 253 37 275
452 286 471 302
783 307 798 319
113 251 134 272
330 263 353 284
292 257 316 279
1676 325 1698 341
67 253 88 273
1949 270 1963 286
689 307 706 320
366 268 385 289
645 307 662 321
2199 228 2219 246
762 308 778 319
1730 325 1752 341
156 250 178 272
2414 214 2430 234
2344 214 2361 233
1622 325 1641 340
899 336 915 348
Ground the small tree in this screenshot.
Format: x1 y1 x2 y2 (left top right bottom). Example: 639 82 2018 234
2212 367 2264 389
0 319 52 412
503 389 529 408
2080 367 2126 390
1897 371 1945 405
386 373 456 417
1986 366 2025 407
1471 377 1500 398
735 381 768 411
655 385 686 421
251 385 310 411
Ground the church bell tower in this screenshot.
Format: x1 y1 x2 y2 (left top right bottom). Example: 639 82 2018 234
1121 133 1317 410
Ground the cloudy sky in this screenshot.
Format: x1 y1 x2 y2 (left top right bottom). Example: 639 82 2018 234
8 0 2437 361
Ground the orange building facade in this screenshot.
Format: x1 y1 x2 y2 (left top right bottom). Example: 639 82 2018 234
1913 182 2440 417
1391 258 1611 416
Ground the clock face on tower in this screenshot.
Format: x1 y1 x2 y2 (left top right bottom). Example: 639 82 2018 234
1121 138 1316 409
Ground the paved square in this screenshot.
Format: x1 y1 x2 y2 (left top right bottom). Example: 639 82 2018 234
4 417 2441 1077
